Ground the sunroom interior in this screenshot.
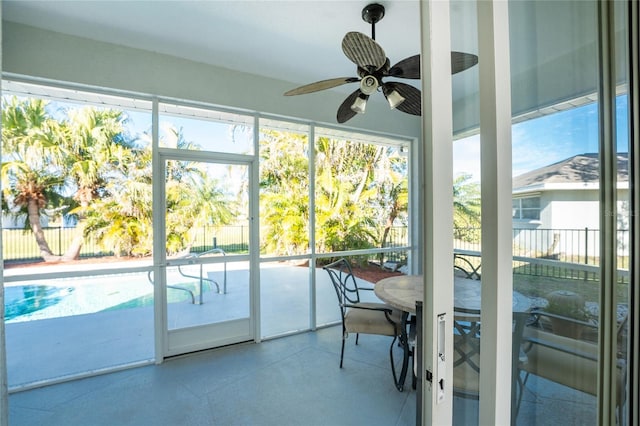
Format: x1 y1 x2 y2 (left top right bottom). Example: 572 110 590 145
1 1 638 426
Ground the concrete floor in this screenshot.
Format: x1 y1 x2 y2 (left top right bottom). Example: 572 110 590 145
7 325 605 426
9 327 417 426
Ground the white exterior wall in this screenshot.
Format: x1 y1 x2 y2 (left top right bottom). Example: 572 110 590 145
547 189 600 230
513 188 630 257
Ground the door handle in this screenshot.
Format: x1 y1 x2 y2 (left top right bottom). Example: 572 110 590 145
437 313 446 403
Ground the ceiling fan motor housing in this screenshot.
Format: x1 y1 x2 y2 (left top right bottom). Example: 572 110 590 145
360 75 379 95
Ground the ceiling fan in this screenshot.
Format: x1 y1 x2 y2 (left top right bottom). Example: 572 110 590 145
284 3 479 124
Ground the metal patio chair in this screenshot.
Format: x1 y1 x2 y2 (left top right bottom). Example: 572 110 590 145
453 307 529 425
518 309 627 423
323 258 407 391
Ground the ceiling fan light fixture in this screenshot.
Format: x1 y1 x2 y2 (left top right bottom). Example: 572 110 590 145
351 95 367 114
386 89 405 109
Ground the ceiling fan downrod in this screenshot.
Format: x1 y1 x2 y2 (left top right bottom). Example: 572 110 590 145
361 3 385 40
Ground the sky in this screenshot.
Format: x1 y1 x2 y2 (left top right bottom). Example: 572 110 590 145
11 92 629 185
453 95 629 182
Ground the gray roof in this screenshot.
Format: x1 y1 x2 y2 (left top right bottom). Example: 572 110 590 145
513 153 629 189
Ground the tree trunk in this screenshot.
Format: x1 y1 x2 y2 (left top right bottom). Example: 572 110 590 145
61 225 84 261
378 208 398 265
27 199 60 262
61 194 93 261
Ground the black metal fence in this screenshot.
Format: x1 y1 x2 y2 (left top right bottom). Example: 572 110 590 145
1 227 112 262
3 226 629 281
453 227 630 284
188 226 249 254
1 225 250 263
454 227 629 266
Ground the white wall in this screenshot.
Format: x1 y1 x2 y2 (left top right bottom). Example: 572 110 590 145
547 190 600 230
513 188 630 257
2 21 421 139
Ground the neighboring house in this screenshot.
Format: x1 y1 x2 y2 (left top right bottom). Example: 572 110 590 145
512 153 629 257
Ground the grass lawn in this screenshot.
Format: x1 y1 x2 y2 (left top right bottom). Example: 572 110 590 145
513 273 628 304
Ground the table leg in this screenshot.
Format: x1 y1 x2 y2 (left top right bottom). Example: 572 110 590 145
396 311 411 391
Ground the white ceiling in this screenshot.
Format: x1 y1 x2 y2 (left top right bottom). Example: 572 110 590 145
2 0 479 94
3 0 604 132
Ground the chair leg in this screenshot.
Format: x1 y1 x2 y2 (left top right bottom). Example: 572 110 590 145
513 371 529 423
389 334 404 392
355 333 359 345
340 329 346 368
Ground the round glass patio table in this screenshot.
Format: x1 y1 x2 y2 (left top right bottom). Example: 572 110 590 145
374 275 532 313
374 274 532 393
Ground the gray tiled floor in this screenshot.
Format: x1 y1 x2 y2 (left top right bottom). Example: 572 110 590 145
5 262 607 425
8 323 607 426
8 326 417 426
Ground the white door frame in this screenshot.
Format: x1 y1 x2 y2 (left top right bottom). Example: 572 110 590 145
419 0 513 424
150 103 257 359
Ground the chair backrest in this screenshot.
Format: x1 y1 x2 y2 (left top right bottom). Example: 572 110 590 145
452 307 529 401
521 310 626 403
452 307 482 398
323 259 362 313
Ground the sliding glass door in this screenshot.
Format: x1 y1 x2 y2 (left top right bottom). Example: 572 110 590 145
425 0 633 424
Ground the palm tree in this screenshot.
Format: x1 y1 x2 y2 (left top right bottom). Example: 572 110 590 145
85 125 237 257
82 144 152 257
314 137 380 253
453 173 481 242
60 106 132 260
259 129 310 255
374 150 409 263
1 97 68 261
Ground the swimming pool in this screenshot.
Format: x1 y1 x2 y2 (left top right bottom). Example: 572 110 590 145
3 273 198 323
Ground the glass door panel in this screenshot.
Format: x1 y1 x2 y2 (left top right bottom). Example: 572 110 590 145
162 158 252 356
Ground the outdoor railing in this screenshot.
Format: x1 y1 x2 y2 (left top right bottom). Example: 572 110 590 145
2 225 629 285
454 227 629 267
2 225 250 263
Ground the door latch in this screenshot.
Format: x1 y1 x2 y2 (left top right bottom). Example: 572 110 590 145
436 313 446 403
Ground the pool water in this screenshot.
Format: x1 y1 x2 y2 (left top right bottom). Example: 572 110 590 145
4 279 203 323
4 285 74 321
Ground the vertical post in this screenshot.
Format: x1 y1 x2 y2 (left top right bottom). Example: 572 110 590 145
477 0 513 424
596 1 621 423
151 98 166 364
420 0 454 424
585 227 590 280
585 227 589 264
0 4 9 423
626 2 640 424
415 301 423 426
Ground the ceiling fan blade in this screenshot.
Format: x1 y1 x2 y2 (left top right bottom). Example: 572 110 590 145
284 77 360 96
384 82 421 116
387 55 420 79
337 89 365 123
388 52 478 78
342 32 386 71
452 51 479 74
